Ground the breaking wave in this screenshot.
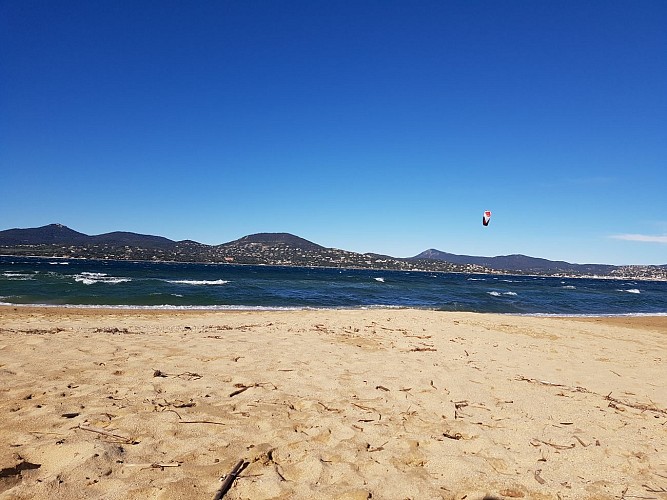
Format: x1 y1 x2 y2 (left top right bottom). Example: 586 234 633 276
166 279 230 286
2 272 35 280
488 291 518 297
74 272 131 285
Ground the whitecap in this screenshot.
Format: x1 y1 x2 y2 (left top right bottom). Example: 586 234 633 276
562 285 576 290
105 278 132 284
622 289 641 294
374 277 385 283
167 279 230 286
488 291 501 297
503 292 517 296
74 272 131 285
2 272 35 280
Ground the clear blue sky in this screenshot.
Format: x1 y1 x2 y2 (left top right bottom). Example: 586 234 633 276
2 1 666 265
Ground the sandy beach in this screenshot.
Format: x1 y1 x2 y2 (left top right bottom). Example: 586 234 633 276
0 306 665 500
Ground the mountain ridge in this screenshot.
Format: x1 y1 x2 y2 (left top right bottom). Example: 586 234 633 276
0 224 665 278
412 249 618 274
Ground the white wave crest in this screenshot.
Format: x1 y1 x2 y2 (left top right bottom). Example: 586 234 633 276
488 291 517 297
562 285 576 290
167 279 230 286
2 272 35 280
619 289 641 294
488 291 501 297
74 272 131 285
374 277 385 283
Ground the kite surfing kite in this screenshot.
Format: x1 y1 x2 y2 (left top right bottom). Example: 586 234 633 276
482 210 492 226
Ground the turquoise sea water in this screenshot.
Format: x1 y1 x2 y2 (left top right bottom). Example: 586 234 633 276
1 256 666 315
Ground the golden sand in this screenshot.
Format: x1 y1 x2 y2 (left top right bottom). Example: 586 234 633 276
1 306 665 499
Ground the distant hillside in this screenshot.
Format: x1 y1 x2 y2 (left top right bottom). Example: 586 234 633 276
90 231 177 249
222 233 324 251
412 249 616 274
1 224 665 279
0 224 179 249
0 223 90 245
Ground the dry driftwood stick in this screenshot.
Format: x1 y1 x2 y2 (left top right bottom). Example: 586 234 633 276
178 420 226 426
229 385 252 397
605 393 667 415
443 431 463 440
516 375 591 393
228 381 277 398
351 402 375 412
125 462 181 469
77 425 139 444
318 401 342 413
534 469 547 485
530 438 575 450
214 459 247 500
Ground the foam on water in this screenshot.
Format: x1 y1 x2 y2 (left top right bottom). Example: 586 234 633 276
2 272 35 280
74 272 132 285
166 279 230 285
2 256 666 314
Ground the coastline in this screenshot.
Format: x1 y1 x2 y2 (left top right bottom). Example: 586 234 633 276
2 253 666 282
3 301 667 317
1 307 665 499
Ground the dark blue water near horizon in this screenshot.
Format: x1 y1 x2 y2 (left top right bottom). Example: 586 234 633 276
1 256 666 315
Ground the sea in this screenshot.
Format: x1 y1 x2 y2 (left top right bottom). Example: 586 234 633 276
1 255 666 316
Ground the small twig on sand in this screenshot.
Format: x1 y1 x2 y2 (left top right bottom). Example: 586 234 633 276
318 402 342 413
606 394 667 416
454 400 468 419
643 484 667 493
530 438 575 450
214 460 247 500
516 376 590 393
152 370 202 380
229 382 277 398
178 420 226 426
443 431 463 440
125 462 181 470
77 425 139 445
229 385 252 397
351 402 376 412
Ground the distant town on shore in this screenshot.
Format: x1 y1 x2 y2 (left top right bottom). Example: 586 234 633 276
1 224 665 280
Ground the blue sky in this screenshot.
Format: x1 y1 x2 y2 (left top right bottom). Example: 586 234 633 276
2 1 666 265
